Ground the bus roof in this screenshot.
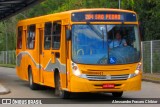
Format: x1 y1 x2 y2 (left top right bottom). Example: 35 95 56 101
63 8 136 14
18 8 136 25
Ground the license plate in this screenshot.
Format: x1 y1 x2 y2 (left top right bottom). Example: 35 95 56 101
102 84 115 88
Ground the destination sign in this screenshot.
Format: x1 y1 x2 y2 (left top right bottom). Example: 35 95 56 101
85 14 122 20
72 11 137 22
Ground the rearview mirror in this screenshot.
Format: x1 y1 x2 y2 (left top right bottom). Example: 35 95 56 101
66 30 71 40
138 22 143 41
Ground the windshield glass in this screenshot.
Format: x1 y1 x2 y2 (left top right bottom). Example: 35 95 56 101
72 24 140 65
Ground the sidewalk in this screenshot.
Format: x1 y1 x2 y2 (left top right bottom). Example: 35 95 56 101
0 83 10 95
143 73 160 84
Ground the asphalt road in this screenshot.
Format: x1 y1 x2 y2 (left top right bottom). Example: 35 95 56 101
0 67 160 106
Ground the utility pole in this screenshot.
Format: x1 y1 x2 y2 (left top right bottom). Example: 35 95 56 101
3 21 8 64
68 0 70 10
119 0 121 9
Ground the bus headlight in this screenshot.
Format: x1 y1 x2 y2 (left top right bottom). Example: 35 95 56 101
128 63 141 79
72 65 81 76
71 62 86 78
128 70 140 78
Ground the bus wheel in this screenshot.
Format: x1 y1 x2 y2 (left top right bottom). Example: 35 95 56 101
55 72 70 99
28 68 38 90
112 92 123 98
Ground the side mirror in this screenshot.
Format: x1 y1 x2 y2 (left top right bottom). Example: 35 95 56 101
138 23 143 41
66 29 71 40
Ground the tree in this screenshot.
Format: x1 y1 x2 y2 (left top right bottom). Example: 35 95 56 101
0 0 160 51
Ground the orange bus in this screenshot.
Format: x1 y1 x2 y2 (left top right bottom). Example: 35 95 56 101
16 8 142 98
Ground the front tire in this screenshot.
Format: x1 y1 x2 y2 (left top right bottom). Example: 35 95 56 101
112 92 123 98
28 68 38 90
54 72 70 99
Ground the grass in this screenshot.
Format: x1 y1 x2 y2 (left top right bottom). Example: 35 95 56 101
0 64 15 68
142 73 160 84
143 75 160 81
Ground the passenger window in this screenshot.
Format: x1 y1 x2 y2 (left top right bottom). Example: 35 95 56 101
17 26 23 49
44 22 52 49
52 22 61 49
27 25 36 49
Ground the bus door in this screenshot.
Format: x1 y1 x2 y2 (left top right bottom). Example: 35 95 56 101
23 28 28 79
65 25 70 88
38 28 44 83
40 22 53 86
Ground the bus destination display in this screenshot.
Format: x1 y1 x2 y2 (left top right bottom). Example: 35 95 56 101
85 14 122 20
72 11 137 22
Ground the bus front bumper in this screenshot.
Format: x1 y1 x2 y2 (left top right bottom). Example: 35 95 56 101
69 74 142 92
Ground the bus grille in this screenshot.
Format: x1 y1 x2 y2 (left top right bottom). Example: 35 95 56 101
86 74 129 81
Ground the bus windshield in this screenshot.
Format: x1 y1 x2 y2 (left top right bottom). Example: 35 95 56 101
72 24 140 65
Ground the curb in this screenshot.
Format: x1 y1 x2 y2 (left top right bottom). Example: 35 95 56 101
0 65 15 68
142 79 160 84
0 84 10 95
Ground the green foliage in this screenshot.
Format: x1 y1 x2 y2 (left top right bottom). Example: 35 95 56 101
134 0 160 40
0 0 159 51
0 18 16 51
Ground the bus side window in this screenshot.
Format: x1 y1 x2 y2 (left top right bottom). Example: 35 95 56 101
44 22 52 49
17 26 23 49
27 25 36 49
52 21 61 50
